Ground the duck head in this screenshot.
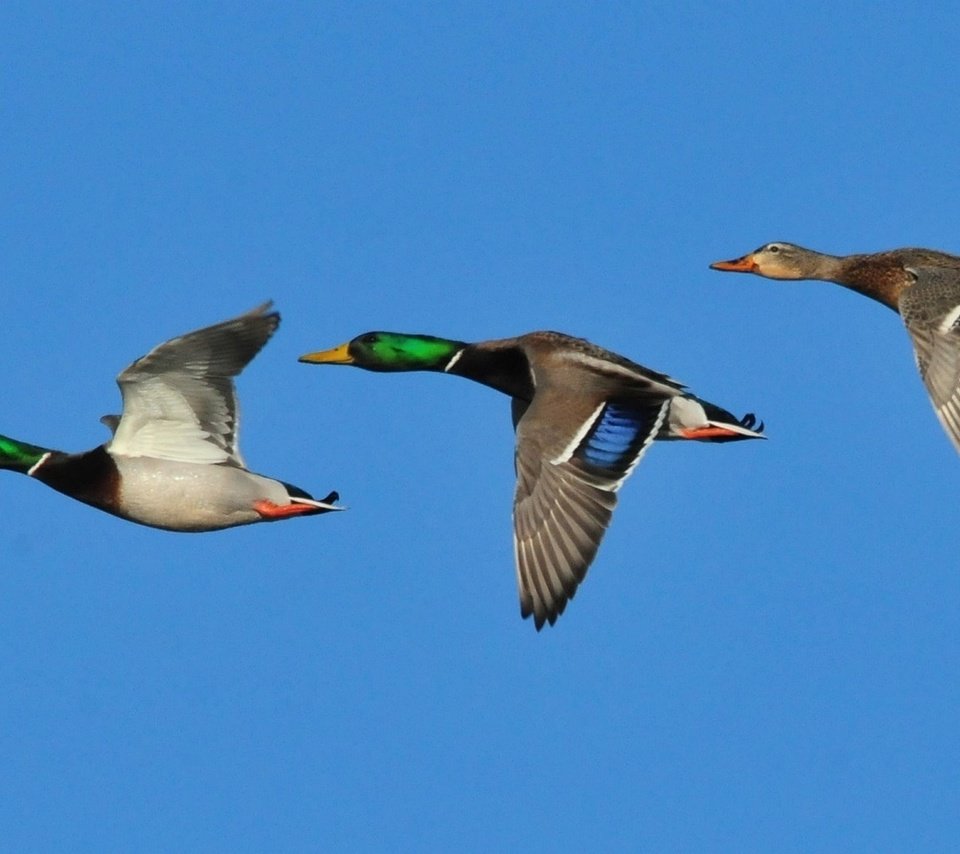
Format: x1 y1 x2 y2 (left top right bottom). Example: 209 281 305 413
0 434 51 474
710 242 825 280
299 332 465 372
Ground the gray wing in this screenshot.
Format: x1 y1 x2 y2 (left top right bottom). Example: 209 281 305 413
900 266 960 453
512 391 669 629
107 303 279 465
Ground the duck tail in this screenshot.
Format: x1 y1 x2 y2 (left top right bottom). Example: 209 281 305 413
288 488 346 512
662 397 766 443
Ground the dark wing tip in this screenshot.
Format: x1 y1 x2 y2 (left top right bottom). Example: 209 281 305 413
248 299 275 316
237 301 280 340
523 597 567 631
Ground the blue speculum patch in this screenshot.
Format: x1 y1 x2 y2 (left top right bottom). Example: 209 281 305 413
577 403 649 471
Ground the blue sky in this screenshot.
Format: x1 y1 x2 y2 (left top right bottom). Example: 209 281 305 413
2 3 959 850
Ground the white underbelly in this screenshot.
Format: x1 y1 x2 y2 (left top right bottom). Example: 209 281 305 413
112 457 288 532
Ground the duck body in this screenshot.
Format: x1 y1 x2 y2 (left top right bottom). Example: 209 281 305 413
43 453 312 532
1 304 340 531
711 241 960 452
837 249 960 310
301 330 763 629
452 332 760 441
898 265 960 450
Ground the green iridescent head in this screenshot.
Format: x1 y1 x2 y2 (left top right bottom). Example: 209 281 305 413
299 332 466 372
0 434 51 474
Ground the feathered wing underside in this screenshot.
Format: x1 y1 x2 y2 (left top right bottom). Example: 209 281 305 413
512 394 670 629
108 303 279 465
903 307 960 453
900 266 960 453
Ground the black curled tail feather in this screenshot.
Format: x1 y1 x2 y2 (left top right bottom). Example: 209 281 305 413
696 399 766 443
738 412 764 433
283 481 341 507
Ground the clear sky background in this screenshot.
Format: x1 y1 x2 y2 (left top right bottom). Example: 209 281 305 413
2 3 959 851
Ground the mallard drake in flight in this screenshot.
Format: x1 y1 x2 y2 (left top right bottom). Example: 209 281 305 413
711 242 960 453
0 303 341 531
300 330 763 629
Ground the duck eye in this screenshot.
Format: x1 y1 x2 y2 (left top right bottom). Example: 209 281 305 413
767 244 780 253
360 333 379 345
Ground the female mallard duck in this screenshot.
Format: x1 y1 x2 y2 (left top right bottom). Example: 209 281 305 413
300 330 764 629
710 242 960 453
0 303 341 531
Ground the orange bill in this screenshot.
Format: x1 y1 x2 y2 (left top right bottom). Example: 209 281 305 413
709 254 758 273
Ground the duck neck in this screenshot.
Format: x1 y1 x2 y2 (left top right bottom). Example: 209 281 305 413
803 251 848 282
0 434 52 474
446 343 535 399
832 254 904 311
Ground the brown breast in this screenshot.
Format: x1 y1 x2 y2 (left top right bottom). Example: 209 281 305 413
32 446 122 512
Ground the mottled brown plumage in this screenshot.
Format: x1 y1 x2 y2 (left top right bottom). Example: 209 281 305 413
710 242 960 310
711 241 960 453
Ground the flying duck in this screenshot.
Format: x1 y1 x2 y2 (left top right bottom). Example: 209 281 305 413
0 303 341 531
300 330 763 629
711 241 960 452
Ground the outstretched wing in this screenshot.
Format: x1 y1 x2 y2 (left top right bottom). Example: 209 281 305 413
108 303 279 466
901 267 960 453
512 392 670 629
